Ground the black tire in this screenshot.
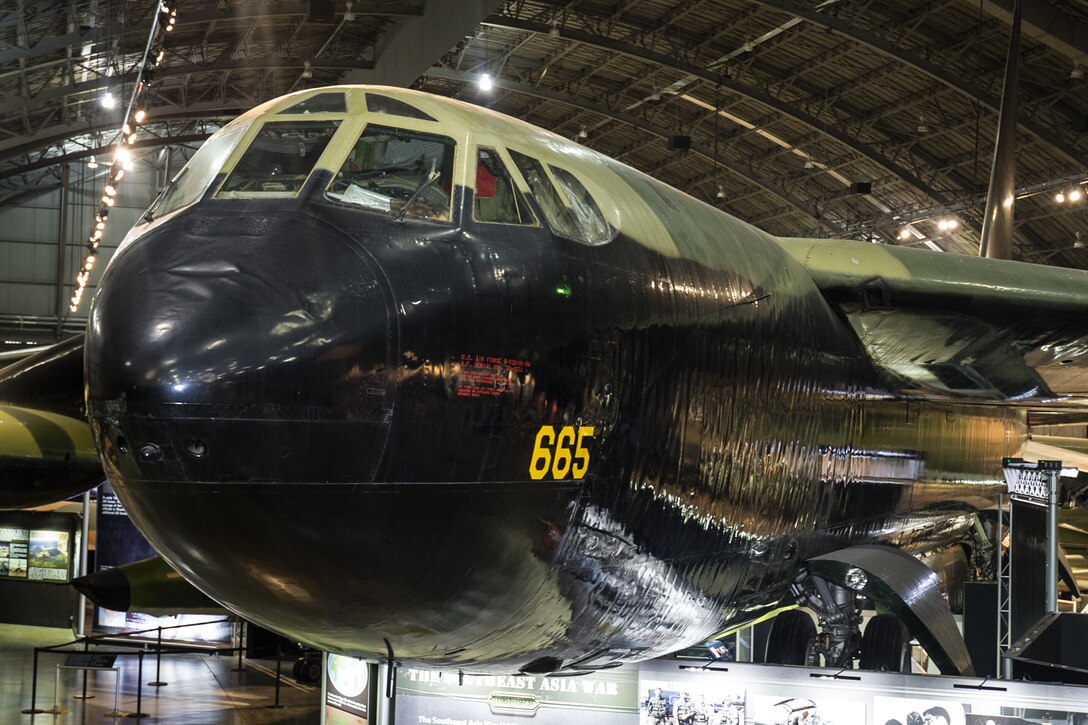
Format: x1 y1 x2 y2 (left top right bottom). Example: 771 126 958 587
860 613 911 672
292 659 303 681
303 660 322 683
765 609 816 665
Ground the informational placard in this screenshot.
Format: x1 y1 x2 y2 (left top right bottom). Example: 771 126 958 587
0 525 73 582
0 526 29 579
324 654 373 725
28 530 71 581
92 482 231 644
456 354 530 398
397 667 639 725
94 482 156 570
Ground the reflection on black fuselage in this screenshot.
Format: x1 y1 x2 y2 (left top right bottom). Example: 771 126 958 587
85 190 1021 670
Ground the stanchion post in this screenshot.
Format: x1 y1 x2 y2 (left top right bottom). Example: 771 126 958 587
74 636 95 700
21 647 46 714
266 644 286 709
149 627 167 687
51 664 61 714
232 621 248 672
107 666 122 718
128 651 148 719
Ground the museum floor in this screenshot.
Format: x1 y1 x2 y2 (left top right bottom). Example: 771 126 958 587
0 624 320 724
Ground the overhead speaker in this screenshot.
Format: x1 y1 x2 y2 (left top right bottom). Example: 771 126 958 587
308 0 335 22
668 135 691 151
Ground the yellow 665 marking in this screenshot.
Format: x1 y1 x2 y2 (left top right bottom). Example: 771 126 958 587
529 425 594 480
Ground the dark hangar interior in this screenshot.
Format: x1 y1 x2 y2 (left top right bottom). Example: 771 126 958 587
1 1 1088 723
0 0 1086 349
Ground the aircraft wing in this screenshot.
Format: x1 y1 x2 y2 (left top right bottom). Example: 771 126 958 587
0 335 103 508
777 238 1088 419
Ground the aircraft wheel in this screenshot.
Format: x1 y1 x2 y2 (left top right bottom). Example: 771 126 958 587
859 613 911 672
765 610 816 665
303 659 322 683
292 659 304 681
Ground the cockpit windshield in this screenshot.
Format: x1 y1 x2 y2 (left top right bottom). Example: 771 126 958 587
218 120 341 197
145 121 251 220
326 124 455 222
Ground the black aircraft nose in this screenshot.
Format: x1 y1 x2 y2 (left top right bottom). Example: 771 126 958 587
85 210 396 485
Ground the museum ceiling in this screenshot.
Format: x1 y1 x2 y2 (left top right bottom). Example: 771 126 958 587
0 0 1086 265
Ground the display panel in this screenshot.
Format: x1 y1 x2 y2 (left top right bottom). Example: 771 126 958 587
325 654 373 725
636 660 1088 725
0 525 73 582
377 658 1088 725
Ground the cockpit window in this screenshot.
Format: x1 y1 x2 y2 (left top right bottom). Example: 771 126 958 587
217 120 341 197
278 92 347 114
145 121 250 220
506 150 614 244
326 124 455 222
365 94 436 122
474 148 534 225
508 150 596 243
548 165 613 244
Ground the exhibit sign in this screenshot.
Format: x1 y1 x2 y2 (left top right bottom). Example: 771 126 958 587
396 667 639 725
92 482 232 644
0 524 73 582
324 654 374 725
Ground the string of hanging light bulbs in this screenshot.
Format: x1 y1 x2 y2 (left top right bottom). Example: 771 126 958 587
69 1 177 313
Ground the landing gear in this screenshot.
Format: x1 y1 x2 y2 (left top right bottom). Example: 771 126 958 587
859 613 912 673
765 609 817 665
788 572 864 669
293 649 323 683
762 545 975 675
767 578 910 671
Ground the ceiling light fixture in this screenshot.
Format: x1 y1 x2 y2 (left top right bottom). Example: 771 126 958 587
803 158 815 170
101 92 116 109
548 22 560 38
344 1 354 22
1071 64 1084 80
916 115 929 134
478 72 493 92
577 126 588 140
716 184 726 199
301 60 313 79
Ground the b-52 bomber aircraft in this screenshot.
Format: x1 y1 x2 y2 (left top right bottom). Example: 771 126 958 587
2 85 1087 677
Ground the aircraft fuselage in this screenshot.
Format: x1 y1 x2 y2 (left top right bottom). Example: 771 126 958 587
84 87 1021 670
